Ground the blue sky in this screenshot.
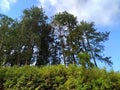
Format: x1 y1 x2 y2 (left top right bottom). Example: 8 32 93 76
0 0 120 71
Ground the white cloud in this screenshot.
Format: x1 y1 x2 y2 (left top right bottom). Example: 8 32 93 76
0 0 17 11
38 0 120 25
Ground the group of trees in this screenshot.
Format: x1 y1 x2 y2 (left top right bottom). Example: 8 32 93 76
0 6 112 67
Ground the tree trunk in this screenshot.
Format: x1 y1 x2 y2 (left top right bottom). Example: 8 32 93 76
86 36 98 67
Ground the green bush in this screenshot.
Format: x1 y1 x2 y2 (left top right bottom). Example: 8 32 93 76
0 65 120 90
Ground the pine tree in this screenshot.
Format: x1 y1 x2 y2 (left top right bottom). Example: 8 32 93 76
75 21 112 67
52 11 78 66
20 7 53 66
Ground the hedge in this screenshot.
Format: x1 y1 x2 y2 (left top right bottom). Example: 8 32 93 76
0 65 120 90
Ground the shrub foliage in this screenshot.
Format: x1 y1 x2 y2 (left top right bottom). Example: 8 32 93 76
0 65 120 90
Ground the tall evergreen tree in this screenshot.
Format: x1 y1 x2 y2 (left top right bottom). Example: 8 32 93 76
75 21 112 67
20 6 53 66
52 11 78 66
0 14 20 66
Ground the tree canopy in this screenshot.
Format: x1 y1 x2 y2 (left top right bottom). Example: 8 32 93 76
0 6 112 68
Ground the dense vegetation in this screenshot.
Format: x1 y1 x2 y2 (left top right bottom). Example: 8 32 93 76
0 65 120 90
0 6 117 90
0 6 112 67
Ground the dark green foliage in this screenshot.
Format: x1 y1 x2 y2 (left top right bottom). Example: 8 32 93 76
52 12 112 67
0 7 54 66
20 7 53 66
0 14 19 66
52 11 78 66
0 6 112 68
0 65 120 90
0 6 115 90
72 21 112 67
78 52 94 68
